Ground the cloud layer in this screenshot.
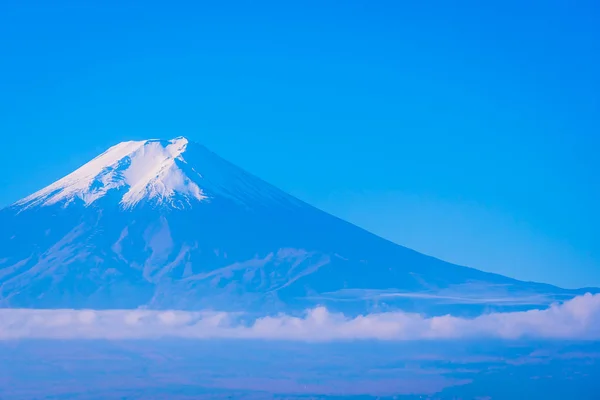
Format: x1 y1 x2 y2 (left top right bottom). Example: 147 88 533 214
1 293 599 341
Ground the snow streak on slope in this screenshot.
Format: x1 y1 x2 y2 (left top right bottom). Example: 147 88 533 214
16 138 206 210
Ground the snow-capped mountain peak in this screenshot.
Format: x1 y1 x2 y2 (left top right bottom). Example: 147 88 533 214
1 136 594 314
16 137 207 210
14 137 301 212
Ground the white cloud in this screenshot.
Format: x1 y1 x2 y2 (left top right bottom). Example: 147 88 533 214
1 293 599 341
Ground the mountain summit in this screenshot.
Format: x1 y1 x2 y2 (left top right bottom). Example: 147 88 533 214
0 138 594 314
16 137 297 211
17 137 205 210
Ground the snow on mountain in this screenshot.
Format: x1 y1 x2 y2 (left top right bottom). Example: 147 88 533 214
15 137 301 212
16 138 202 209
0 137 596 314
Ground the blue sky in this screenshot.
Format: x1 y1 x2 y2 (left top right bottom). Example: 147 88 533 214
0 0 598 288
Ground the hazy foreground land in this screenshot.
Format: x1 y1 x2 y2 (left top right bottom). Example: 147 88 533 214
1 339 598 399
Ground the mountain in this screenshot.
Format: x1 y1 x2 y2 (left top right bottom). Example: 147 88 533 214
0 137 594 315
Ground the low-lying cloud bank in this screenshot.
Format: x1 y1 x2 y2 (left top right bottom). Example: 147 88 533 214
1 294 599 341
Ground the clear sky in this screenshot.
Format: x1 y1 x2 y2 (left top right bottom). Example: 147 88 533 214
0 1 598 288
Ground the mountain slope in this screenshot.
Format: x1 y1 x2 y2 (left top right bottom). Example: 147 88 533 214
0 137 593 315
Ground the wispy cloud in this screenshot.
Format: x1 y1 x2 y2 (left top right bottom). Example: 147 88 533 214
1 294 598 341
313 284 569 306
